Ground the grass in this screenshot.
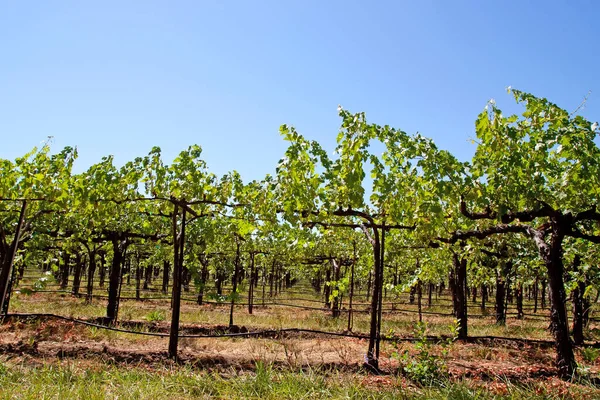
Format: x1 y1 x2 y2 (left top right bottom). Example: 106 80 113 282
9 288 561 342
0 359 596 400
7 273 600 398
146 310 166 322
13 273 567 330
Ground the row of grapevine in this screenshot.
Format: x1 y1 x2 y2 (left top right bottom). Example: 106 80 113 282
1 89 599 378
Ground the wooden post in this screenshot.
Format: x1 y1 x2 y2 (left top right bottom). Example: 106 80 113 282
347 242 356 332
229 240 241 327
168 204 184 360
248 252 255 314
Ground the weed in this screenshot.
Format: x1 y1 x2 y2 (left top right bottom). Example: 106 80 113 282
207 291 227 303
580 347 600 364
473 346 494 360
253 360 273 392
331 339 355 364
145 310 165 322
393 321 458 387
278 339 303 369
120 309 134 321
87 326 102 340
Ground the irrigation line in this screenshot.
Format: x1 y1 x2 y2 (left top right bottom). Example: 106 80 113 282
1 312 379 340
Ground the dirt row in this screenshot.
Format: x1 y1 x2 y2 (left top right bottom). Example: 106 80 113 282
1 316 584 383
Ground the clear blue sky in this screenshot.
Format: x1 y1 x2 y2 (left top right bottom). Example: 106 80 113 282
1 1 598 181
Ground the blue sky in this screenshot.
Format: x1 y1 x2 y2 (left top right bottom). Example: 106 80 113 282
1 1 598 181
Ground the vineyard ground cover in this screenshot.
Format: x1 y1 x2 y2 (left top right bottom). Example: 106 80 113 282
1 357 598 400
10 283 567 341
17 271 579 317
7 283 600 347
14 270 594 332
1 311 599 399
11 270 600 340
6 269 600 397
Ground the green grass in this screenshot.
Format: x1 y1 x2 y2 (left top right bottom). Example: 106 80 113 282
0 360 595 400
7 273 600 399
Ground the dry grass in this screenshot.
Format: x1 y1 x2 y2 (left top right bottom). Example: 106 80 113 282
8 276 600 395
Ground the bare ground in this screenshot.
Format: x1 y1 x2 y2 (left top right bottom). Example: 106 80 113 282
1 315 594 382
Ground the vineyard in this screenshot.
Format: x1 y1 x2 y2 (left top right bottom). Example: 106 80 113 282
1 89 600 397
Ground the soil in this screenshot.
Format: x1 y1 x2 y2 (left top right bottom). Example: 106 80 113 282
2 314 595 384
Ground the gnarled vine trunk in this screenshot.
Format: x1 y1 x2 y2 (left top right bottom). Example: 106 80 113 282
516 283 524 319
534 221 576 378
452 253 468 340
86 251 96 303
162 261 170 294
571 255 585 345
229 241 241 327
0 201 27 314
331 259 341 318
144 264 152 290
496 261 511 325
248 253 255 314
324 266 331 309
99 253 106 287
481 284 487 312
106 239 126 323
60 252 70 290
71 253 83 296
365 226 382 371
197 258 209 305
